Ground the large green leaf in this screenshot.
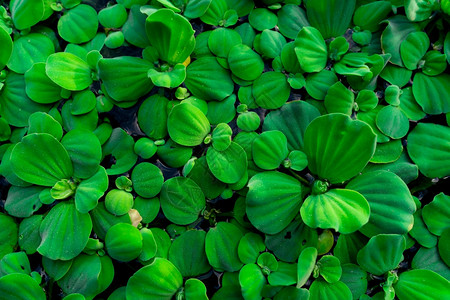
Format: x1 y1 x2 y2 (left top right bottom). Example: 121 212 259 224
294 27 327 73
0 27 12 69
7 33 55 74
168 230 210 277
46 52 92 91
75 166 108 214
146 9 195 64
228 44 264 81
11 133 73 186
126 258 183 299
394 270 450 300
407 123 450 178
306 0 355 39
252 71 290 109
160 177 206 225
24 63 63 104
300 189 370 234
9 0 44 30
357 234 405 275
105 223 142 262
353 1 392 32
400 31 429 70
297 247 317 287
137 94 169 140
131 162 164 199
167 102 210 146
381 15 420 66
205 222 243 272
304 113 376 184
412 73 450 115
277 4 309 40
185 57 234 101
4 185 44 218
246 171 302 235
422 193 450 236
61 129 101 179
98 57 154 102
309 279 352 300
239 264 266 300
38 201 92 260
206 142 247 184
263 101 320 151
57 4 99 44
346 171 416 237
0 273 45 300
252 131 289 170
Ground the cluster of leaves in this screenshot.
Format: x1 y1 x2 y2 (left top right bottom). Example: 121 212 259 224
0 0 449 299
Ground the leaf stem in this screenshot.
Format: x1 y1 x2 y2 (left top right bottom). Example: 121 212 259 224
289 170 310 186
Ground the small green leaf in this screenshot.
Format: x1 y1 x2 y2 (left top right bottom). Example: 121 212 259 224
294 26 327 73
46 52 92 91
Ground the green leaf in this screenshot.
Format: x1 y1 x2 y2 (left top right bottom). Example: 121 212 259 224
46 52 92 91
160 177 206 225
105 223 142 262
0 273 45 300
75 166 108 214
0 251 31 277
146 9 195 64
400 31 430 70
4 185 44 218
148 63 186 88
394 269 450 300
381 15 420 66
252 131 289 170
185 57 234 101
7 33 55 74
294 26 327 73
105 189 133 216
185 278 208 300
407 123 450 178
380 65 413 88
90 202 131 241
259 29 286 59
238 233 265 264
412 247 450 280
357 234 406 275
316 255 342 283
58 4 99 44
208 27 242 58
24 63 63 104
277 4 309 39
199 0 227 26
10 0 44 30
304 113 376 184
167 103 210 147
98 4 127 28
137 94 169 140
205 222 243 272
131 162 164 199
340 264 368 299
309 279 352 300
11 133 73 186
71 90 96 115
186 156 226 199
102 128 138 176
239 264 266 300
249 8 277 31
398 87 425 121
409 209 438 248
297 247 317 287
18 215 43 255
252 71 290 109
168 230 210 277
347 171 415 237
300 189 370 234
353 1 392 32
263 101 320 151
306 0 355 39
228 44 264 81
412 72 450 115
98 57 154 102
38 201 92 260
246 171 302 235
184 0 212 19
268 262 297 286
305 69 338 100
375 105 409 139
127 258 182 299
324 81 354 115
0 27 12 69
422 193 450 236
61 129 101 179
206 141 247 184
0 213 18 260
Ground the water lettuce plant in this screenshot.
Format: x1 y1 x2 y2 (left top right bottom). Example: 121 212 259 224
0 0 449 299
